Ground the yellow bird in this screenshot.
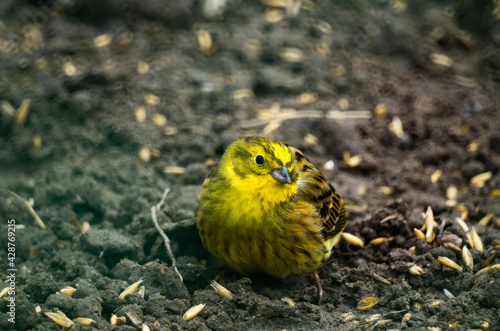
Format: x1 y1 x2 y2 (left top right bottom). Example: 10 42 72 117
197 136 346 303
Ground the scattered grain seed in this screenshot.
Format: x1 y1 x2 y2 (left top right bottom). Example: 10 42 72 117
480 321 490 330
409 246 417 255
233 89 254 99
365 314 381 322
126 311 143 329
430 300 442 307
73 317 95 326
480 251 496 267
303 133 318 145
336 97 350 110
197 30 212 54
455 217 469 233
437 256 462 272
372 319 392 328
110 314 126 325
409 265 424 276
446 185 458 200
119 279 143 302
475 264 500 276
137 61 149 75
0 287 9 298
279 47 305 63
298 92 318 104
94 34 112 48
163 166 186 174
368 237 393 246
470 172 492 188
471 227 483 252
492 239 500 248
444 243 461 252
374 104 387 118
145 93 160 106
478 213 494 227
210 280 234 299
414 228 425 240
443 289 454 298
356 297 378 310
35 306 42 314
164 126 178 136
390 0 408 13
137 285 145 299
0 101 16 116
388 116 404 138
244 39 261 57
371 272 391 285
264 8 285 23
59 286 76 297
80 221 90 234
151 113 167 126
281 297 296 307
45 311 74 328
139 147 151 162
341 312 355 322
142 324 151 331
489 189 500 197
261 0 287 7
15 98 31 126
332 65 346 77
456 205 469 221
134 106 147 122
375 186 392 195
401 312 411 326
431 170 443 183
63 62 77 76
323 160 335 171
182 303 206 321
341 232 364 248
32 135 42 149
343 151 362 168
430 53 454 67
467 140 480 154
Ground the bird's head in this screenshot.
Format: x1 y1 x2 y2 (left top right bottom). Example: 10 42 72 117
220 137 299 202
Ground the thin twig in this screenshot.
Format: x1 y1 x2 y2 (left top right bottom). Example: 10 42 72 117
0 188 46 229
151 187 183 282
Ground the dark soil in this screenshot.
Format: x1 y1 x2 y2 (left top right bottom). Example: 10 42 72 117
1 0 500 330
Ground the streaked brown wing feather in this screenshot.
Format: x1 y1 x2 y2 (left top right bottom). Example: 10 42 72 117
287 145 347 239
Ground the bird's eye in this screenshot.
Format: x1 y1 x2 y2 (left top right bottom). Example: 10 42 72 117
255 155 264 165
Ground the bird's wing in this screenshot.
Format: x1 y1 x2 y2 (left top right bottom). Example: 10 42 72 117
287 145 347 239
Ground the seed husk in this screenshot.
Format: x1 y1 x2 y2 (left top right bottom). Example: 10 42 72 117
59 286 76 297
408 265 424 276
73 317 95 326
470 172 492 188
281 297 296 307
424 206 436 243
462 246 473 271
110 314 126 325
119 279 143 302
455 217 469 233
182 303 206 321
368 237 393 246
356 297 378 310
444 243 462 252
480 251 497 267
431 170 442 183
126 312 143 328
45 311 74 328
471 227 483 252
437 256 462 272
478 213 494 228
414 228 425 240
475 264 500 276
210 281 234 299
341 232 365 248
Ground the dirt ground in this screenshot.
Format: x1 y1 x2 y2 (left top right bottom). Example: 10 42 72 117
1 0 500 330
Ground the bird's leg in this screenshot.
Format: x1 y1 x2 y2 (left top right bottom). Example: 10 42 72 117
313 270 323 306
214 267 227 282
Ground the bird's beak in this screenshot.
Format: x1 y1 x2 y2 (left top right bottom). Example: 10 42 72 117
271 166 292 184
